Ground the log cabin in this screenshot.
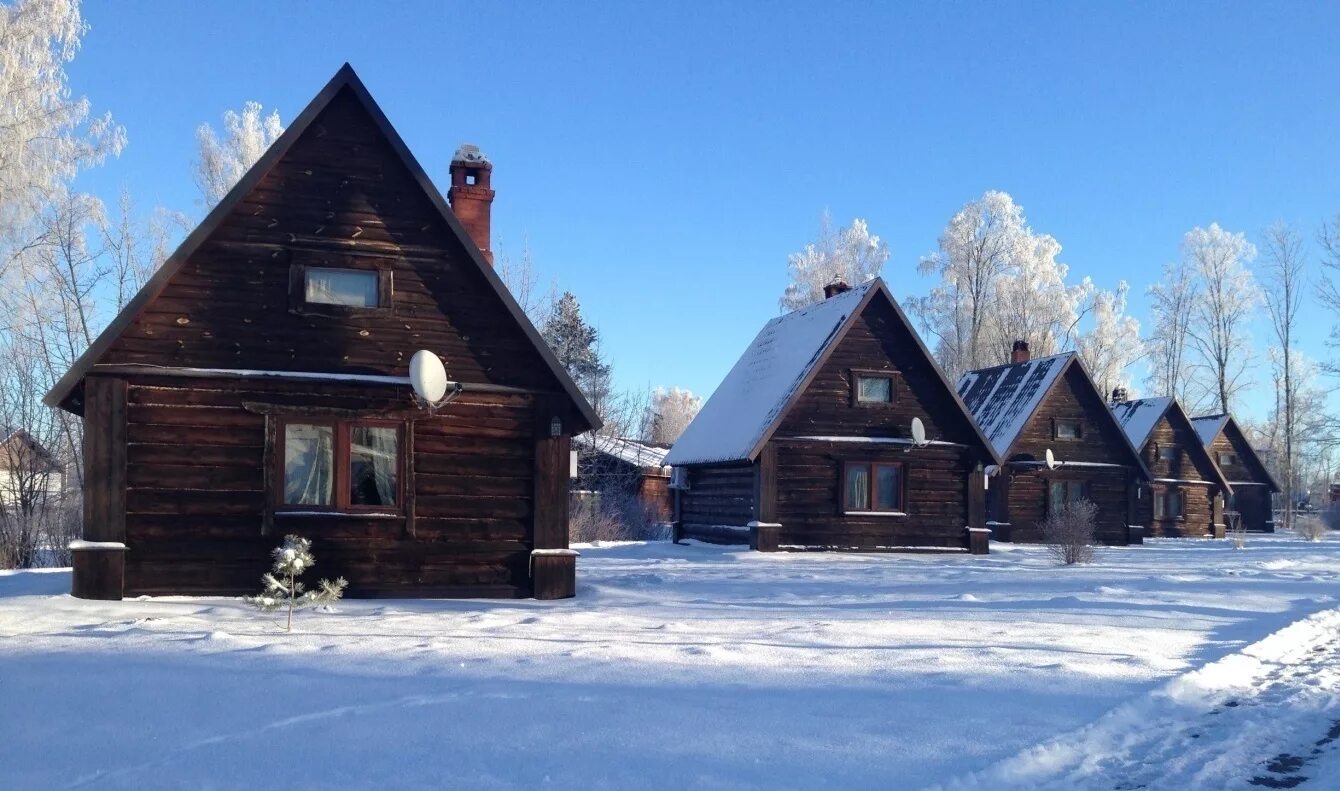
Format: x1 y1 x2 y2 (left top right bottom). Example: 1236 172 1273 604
1190 414 1280 532
45 65 599 601
573 435 673 524
956 344 1151 545
1109 396 1231 538
664 279 1001 553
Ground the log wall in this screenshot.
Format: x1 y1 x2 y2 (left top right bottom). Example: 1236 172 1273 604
1142 413 1223 538
1208 425 1276 532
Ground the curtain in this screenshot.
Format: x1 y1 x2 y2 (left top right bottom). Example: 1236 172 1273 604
284 425 333 506
350 426 398 506
846 465 870 510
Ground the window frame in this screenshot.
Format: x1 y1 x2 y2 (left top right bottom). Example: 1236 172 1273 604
1156 444 1178 463
849 369 896 408
273 417 406 514
289 256 395 317
1047 479 1090 514
1052 418 1083 441
841 460 907 514
1153 487 1185 521
1217 451 1237 466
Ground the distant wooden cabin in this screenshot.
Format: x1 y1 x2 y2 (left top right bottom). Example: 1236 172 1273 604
1190 414 1280 532
0 426 63 510
573 435 673 523
45 65 598 601
664 279 1001 554
956 346 1150 545
1330 482 1340 507
1110 397 1230 538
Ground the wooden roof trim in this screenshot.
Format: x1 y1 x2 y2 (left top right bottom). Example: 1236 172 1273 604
44 64 600 433
1062 356 1154 481
1163 400 1233 495
1219 415 1281 492
742 279 1003 466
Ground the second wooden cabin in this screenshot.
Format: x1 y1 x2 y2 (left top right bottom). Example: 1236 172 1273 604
1190 414 1280 532
665 279 1001 554
956 343 1151 545
1110 396 1231 538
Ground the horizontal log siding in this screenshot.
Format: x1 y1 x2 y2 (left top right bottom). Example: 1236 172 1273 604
773 440 973 550
1000 467 1134 545
678 464 755 542
120 377 536 597
96 87 568 404
1143 412 1224 537
1208 424 1276 532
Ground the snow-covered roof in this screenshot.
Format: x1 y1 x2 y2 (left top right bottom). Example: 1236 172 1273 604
665 283 875 466
576 435 670 470
956 352 1073 457
1109 397 1173 449
1189 414 1229 448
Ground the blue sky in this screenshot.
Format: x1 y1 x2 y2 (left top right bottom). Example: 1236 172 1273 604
69 2 1340 420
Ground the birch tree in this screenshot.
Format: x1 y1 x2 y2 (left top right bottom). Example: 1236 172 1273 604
780 211 890 311
988 232 1092 363
1318 214 1340 377
1183 223 1258 414
1077 280 1143 400
646 387 701 445
1259 222 1305 528
1145 259 1197 402
193 101 284 208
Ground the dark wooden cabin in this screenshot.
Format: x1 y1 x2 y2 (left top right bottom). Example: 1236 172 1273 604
956 346 1151 545
664 279 1001 553
1110 397 1231 538
1190 414 1280 532
573 435 673 524
46 65 599 601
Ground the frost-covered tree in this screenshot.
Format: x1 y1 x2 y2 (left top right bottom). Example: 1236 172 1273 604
247 535 347 632
1318 214 1340 377
193 101 283 208
1077 281 1142 401
1145 259 1197 402
1259 222 1306 529
646 387 701 445
0 0 124 262
495 236 557 328
1183 223 1258 413
542 291 612 421
914 190 1090 377
780 211 890 311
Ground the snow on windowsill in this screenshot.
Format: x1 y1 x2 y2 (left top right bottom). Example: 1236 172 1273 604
275 511 402 519
844 511 907 517
793 436 963 447
531 549 580 557
966 528 992 533
1154 478 1211 485
985 521 1012 526
69 540 126 550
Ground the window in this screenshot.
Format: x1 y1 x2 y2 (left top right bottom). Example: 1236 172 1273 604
1157 445 1177 462
278 420 403 512
843 462 903 513
670 467 690 490
1054 419 1082 440
1218 451 1237 466
305 267 379 307
1154 488 1184 520
851 371 895 406
1048 480 1089 513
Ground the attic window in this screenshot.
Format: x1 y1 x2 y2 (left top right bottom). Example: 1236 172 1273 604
1218 451 1237 465
1158 445 1177 462
306 267 379 307
852 371 894 406
1054 420 1082 440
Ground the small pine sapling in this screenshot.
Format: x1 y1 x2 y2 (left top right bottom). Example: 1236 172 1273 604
247 535 348 631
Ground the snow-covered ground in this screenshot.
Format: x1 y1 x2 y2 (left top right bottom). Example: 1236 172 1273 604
2 533 1338 790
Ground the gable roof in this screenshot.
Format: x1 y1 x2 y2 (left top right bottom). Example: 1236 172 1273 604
956 352 1072 458
664 279 1000 467
44 64 599 433
576 435 670 471
1111 397 1231 493
1190 413 1281 491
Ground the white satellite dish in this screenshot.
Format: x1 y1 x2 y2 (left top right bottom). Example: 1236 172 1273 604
910 417 928 447
409 350 449 404
1044 448 1058 470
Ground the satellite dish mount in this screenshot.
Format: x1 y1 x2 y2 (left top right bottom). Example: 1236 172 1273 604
409 350 462 414
1044 448 1058 470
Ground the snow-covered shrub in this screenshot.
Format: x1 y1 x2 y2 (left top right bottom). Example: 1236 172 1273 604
1040 500 1098 565
570 489 664 543
1225 512 1247 549
247 535 347 631
1295 516 1326 542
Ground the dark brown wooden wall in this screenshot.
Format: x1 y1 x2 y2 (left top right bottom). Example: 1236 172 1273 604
1142 412 1223 537
93 87 570 414
1207 424 1275 532
118 375 540 597
678 464 756 540
995 364 1140 545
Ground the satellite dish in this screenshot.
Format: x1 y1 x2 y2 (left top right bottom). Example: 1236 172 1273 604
1045 448 1058 470
910 417 928 447
409 350 449 404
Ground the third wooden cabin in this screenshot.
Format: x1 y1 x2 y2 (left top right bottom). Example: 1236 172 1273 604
1110 397 1231 538
956 344 1151 545
664 279 1001 554
1190 414 1280 532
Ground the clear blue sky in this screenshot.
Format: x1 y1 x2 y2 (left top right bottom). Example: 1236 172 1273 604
69 1 1340 421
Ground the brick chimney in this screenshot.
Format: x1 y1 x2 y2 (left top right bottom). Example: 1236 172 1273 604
448 144 495 265
823 277 852 299
1111 386 1129 404
1010 339 1031 364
